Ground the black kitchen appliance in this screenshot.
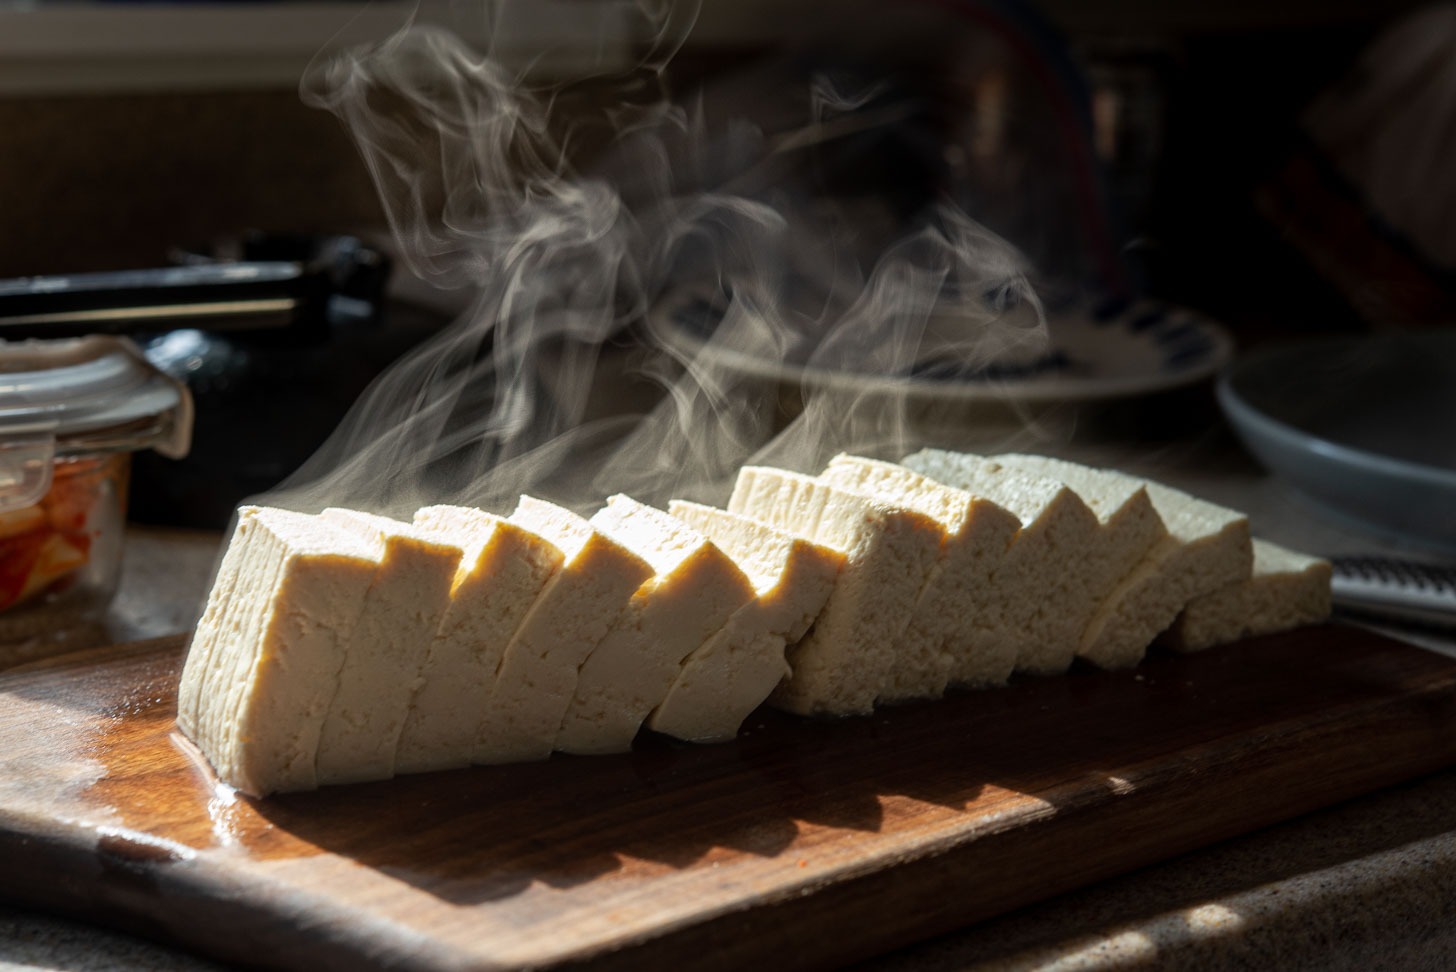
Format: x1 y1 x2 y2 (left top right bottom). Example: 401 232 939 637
0 233 451 527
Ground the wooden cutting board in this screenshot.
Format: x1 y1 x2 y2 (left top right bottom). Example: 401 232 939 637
2 625 1456 971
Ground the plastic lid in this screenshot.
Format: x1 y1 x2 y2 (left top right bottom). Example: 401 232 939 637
0 336 193 511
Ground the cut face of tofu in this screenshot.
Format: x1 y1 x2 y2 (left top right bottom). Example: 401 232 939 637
819 455 1021 694
555 495 757 755
996 454 1253 669
475 496 653 763
177 507 381 797
177 511 260 744
727 466 945 716
313 509 463 786
651 501 844 742
393 506 563 775
903 450 1162 676
178 506 283 789
1162 539 1331 652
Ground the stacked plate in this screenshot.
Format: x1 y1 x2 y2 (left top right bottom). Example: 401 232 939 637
648 288 1233 404
1218 329 1456 555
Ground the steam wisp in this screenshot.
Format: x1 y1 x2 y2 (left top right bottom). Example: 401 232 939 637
268 0 1048 518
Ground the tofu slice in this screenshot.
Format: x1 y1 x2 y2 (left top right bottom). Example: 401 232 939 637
312 509 462 785
651 501 845 742
996 454 1253 669
1161 539 1331 652
474 496 653 763
819 455 1021 694
392 505 563 775
178 510 261 744
177 507 381 796
727 466 944 716
555 495 757 755
902 450 1162 676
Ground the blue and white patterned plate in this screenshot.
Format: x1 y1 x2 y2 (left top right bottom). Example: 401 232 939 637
647 289 1234 404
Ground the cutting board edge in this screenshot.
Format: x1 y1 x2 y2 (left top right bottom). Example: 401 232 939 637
0 822 472 972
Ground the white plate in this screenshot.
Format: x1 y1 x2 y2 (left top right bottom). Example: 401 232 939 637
1219 330 1456 555
647 289 1233 403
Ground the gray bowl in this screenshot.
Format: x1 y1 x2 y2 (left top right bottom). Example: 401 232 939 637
1218 330 1456 554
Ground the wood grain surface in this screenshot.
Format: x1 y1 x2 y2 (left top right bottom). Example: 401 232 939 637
2 624 1456 971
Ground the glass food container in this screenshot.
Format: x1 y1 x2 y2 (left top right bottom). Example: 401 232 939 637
0 336 192 667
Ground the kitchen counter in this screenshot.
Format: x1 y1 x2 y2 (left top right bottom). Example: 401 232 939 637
3 432 1455 971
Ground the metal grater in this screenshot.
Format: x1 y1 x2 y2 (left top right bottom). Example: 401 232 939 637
1331 556 1456 630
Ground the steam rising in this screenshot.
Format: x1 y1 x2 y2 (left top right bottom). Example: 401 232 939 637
270 0 1048 517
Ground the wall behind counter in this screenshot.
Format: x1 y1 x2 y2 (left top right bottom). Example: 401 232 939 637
0 89 383 276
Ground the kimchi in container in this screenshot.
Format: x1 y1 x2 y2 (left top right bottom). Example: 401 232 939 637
0 337 192 666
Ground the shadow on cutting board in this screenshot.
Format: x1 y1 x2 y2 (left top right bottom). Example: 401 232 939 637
242 656 1217 907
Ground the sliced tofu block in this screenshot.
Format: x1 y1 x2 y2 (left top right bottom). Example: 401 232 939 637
475 496 653 763
902 450 1162 676
728 466 944 716
652 501 845 742
555 495 757 755
1162 539 1331 652
177 507 381 797
313 509 462 785
394 505 563 775
820 454 1021 695
996 454 1253 669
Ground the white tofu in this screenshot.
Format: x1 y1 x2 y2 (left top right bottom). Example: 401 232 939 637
819 455 1021 694
1162 539 1331 652
393 506 563 775
996 454 1252 669
313 509 462 785
555 496 757 755
177 510 259 744
651 501 844 742
727 466 944 716
903 449 1162 676
180 507 292 789
473 496 652 763
177 507 381 796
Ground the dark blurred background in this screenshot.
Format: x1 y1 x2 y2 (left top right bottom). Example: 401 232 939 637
2 0 1449 524
0 0 1436 336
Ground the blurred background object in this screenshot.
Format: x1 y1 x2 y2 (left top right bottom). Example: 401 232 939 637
1220 329 1456 555
1258 3 1456 329
0 0 1447 521
126 233 451 528
0 0 1431 321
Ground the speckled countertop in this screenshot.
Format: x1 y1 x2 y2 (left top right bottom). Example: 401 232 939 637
3 444 1456 971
